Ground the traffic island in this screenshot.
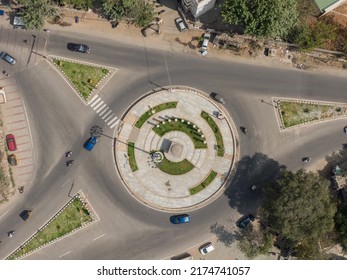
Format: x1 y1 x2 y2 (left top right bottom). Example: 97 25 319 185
6 193 97 260
277 99 347 129
114 87 237 212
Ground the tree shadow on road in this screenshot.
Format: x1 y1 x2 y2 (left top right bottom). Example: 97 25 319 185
318 143 347 178
210 222 242 247
224 152 286 215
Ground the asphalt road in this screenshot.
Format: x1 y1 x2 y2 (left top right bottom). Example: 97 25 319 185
0 28 346 259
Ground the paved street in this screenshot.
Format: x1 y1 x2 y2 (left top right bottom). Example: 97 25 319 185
0 9 346 260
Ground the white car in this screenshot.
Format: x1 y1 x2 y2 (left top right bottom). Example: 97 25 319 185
201 33 211 50
175 17 186 32
199 243 215 255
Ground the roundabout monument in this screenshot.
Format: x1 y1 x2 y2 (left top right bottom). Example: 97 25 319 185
114 87 237 212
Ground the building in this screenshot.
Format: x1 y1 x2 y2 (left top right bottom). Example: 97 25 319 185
181 0 216 18
315 0 346 14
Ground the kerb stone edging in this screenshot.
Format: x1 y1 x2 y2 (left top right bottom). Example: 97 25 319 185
6 191 99 260
276 97 347 131
113 86 239 212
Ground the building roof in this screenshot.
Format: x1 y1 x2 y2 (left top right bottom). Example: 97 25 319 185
315 0 343 12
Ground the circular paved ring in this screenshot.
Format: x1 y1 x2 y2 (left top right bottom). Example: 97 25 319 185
114 86 238 212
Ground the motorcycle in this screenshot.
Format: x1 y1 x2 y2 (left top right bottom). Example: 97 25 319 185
66 160 74 166
66 151 72 157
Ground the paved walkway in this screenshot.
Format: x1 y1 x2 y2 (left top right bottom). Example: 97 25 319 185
115 86 237 212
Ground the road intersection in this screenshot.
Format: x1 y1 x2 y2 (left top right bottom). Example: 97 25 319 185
0 23 346 260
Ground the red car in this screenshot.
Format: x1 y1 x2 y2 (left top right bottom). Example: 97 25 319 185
6 134 17 151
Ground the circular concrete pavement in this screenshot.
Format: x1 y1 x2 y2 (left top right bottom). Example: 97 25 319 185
114 86 238 212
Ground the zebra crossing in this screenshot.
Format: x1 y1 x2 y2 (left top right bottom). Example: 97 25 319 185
89 95 120 129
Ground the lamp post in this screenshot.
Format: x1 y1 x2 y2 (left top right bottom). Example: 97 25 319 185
43 29 50 58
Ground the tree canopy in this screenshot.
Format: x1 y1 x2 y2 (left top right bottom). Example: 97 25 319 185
221 0 299 38
335 203 347 253
102 0 155 28
261 169 336 242
18 0 55 30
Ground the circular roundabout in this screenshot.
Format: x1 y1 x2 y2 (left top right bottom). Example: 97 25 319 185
115 87 237 212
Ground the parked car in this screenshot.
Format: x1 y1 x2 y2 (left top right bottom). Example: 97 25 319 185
67 43 90 53
302 157 311 162
20 210 32 221
237 214 255 229
84 136 97 151
175 17 186 32
210 92 225 104
6 134 17 151
201 33 211 50
199 243 215 255
0 51 16 65
170 214 190 224
344 126 347 134
8 154 17 166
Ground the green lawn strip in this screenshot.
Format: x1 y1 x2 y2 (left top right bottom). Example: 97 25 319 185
128 142 138 172
8 197 92 260
189 170 218 195
280 101 347 128
134 102 177 129
156 153 194 175
53 59 109 100
153 119 207 149
201 111 224 156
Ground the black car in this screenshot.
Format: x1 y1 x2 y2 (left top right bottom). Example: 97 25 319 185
237 214 255 229
67 43 90 53
210 92 225 104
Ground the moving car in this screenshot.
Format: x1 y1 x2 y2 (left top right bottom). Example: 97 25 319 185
344 126 347 134
170 214 190 224
302 157 311 162
0 51 16 64
67 43 90 53
201 33 211 50
237 214 255 229
210 92 225 104
20 210 32 221
199 243 215 255
175 17 186 32
84 136 97 151
6 134 17 151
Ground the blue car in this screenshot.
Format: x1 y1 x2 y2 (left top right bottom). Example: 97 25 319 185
170 214 190 224
84 137 97 151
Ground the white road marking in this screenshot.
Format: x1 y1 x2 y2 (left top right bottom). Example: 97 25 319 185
59 251 71 258
105 113 115 122
92 100 105 111
99 107 109 116
110 119 120 129
102 110 112 119
107 116 118 126
61 178 71 187
0 210 9 220
89 95 99 103
96 103 107 113
90 97 101 107
93 234 106 241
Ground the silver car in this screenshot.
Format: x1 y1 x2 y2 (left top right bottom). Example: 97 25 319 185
175 17 186 32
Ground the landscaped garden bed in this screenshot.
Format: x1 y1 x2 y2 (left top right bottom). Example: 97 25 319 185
153 118 207 149
127 142 138 172
134 102 177 129
156 152 194 175
201 111 224 156
279 100 347 128
53 59 109 100
7 195 92 260
189 170 217 195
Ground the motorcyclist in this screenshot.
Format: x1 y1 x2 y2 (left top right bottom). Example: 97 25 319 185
66 151 72 157
67 160 74 166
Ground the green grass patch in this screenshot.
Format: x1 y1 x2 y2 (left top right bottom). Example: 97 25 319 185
134 102 177 129
190 170 217 195
8 197 92 260
280 101 347 128
156 152 194 175
201 111 224 156
153 119 207 149
53 59 109 100
128 142 138 172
